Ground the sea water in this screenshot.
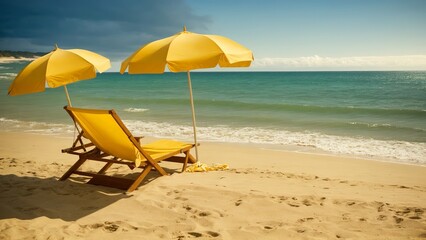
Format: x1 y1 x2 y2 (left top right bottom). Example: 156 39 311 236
1 61 425 165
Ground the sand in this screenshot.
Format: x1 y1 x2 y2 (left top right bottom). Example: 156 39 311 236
0 131 425 239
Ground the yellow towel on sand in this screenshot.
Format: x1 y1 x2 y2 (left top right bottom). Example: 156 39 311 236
185 163 229 172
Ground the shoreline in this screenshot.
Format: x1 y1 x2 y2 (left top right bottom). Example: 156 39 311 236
1 130 425 189
0 57 36 63
1 122 424 167
1 130 425 239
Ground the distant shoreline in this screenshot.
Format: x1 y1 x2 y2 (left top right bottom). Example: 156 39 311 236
0 50 45 63
0 57 36 63
2 56 426 72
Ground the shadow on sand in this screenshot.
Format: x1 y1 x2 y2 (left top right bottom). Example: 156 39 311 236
0 168 177 221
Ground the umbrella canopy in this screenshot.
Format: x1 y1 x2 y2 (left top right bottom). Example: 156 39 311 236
120 27 253 161
120 27 252 74
8 45 111 106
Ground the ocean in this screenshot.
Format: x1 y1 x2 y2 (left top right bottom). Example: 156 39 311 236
1 61 425 165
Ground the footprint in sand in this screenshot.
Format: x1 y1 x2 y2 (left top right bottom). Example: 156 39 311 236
165 189 181 196
182 204 214 219
297 217 314 223
255 221 284 231
288 203 300 208
393 216 404 224
186 231 220 238
375 202 387 212
206 231 220 237
183 205 192 211
278 196 289 203
88 221 138 232
287 197 300 207
175 196 189 201
188 232 203 237
341 213 351 221
395 207 424 220
302 199 314 207
235 199 242 206
198 211 211 217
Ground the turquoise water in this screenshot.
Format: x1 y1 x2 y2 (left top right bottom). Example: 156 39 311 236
1 61 425 164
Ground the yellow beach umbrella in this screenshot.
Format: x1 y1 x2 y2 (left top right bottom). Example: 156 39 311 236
120 27 253 161
8 45 111 106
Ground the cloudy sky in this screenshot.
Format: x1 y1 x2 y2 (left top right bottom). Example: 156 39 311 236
1 0 425 71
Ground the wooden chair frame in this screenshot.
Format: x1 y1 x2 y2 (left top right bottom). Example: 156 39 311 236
60 106 197 192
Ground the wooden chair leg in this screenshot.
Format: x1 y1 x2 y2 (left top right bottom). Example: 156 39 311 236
127 166 152 192
188 154 197 164
150 160 168 176
181 152 190 172
97 162 113 175
59 157 87 181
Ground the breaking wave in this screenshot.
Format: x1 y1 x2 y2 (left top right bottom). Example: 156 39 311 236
123 108 149 113
1 117 424 165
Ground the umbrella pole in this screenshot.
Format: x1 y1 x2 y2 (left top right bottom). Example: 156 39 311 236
187 71 199 162
63 85 72 106
64 85 83 146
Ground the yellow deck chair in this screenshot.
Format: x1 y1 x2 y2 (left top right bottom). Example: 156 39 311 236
60 106 196 192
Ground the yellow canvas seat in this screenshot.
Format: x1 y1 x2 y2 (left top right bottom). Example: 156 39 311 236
60 106 196 192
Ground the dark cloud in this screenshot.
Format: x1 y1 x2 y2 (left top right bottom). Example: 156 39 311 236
0 0 211 60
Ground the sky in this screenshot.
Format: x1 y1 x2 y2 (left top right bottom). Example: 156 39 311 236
1 0 425 71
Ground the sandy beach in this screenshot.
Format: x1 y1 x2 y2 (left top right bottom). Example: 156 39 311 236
2 0 426 239
0 131 425 239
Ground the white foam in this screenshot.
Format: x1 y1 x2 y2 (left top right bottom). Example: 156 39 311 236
3 73 17 76
1 117 424 165
349 122 393 128
123 120 426 165
0 73 17 80
0 118 75 135
123 108 149 113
